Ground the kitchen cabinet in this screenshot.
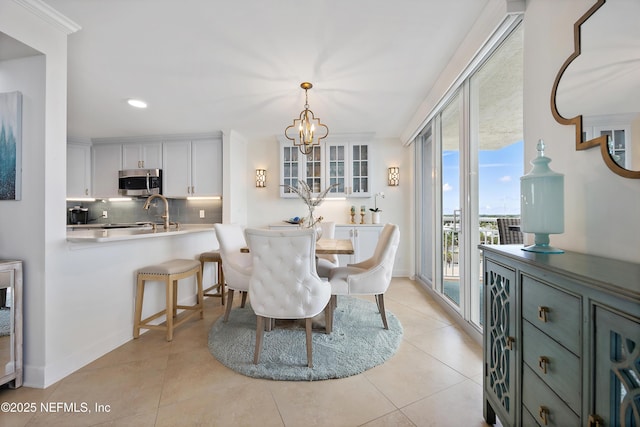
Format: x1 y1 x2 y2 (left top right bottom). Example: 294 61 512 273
325 140 371 198
0 260 23 388
279 133 373 198
162 138 222 197
122 142 162 170
335 224 382 265
91 143 122 198
67 142 91 197
481 245 640 427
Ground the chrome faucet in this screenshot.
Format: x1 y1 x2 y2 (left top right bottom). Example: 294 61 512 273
143 194 170 230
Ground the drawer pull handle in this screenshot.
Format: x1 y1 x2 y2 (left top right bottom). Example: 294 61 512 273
538 306 549 322
588 414 603 427
538 356 549 374
505 336 515 351
539 406 549 425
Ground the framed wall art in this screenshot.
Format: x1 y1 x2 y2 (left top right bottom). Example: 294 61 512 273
0 91 22 201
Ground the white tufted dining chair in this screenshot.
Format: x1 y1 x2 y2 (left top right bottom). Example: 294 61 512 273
213 223 253 322
245 228 331 368
327 223 400 331
316 221 339 278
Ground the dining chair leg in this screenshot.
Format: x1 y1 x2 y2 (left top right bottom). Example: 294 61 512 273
254 315 265 364
376 294 389 330
223 289 235 322
240 291 248 308
218 262 226 306
265 317 274 332
324 299 333 334
305 317 313 368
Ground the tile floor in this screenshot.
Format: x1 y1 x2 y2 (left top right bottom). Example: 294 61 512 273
0 278 499 427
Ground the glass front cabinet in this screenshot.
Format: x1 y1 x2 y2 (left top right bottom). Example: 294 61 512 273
279 133 373 198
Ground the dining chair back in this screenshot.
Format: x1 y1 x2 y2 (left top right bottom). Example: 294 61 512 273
213 223 253 322
316 221 339 277
328 223 400 330
245 228 331 367
497 218 523 244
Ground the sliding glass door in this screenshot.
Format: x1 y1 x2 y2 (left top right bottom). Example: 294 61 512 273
468 24 523 326
416 21 523 331
440 91 462 307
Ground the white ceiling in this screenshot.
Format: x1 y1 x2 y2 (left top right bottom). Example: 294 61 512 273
19 0 492 142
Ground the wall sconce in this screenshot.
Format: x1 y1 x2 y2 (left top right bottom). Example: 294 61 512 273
388 167 400 186
256 169 266 188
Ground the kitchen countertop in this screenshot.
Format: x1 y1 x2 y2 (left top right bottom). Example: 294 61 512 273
66 223 215 243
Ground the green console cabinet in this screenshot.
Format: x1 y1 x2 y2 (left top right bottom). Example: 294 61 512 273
481 245 640 427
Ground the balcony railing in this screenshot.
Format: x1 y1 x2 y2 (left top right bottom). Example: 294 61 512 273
443 216 519 278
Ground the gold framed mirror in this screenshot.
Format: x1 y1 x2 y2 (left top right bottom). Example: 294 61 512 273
551 0 640 179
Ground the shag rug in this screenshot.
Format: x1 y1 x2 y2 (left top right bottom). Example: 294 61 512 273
208 296 403 381
0 309 10 337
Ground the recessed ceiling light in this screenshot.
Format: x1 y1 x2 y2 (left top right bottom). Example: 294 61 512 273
127 98 147 108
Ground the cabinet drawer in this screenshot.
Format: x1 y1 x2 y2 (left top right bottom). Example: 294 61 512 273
521 406 540 427
521 276 581 354
522 320 581 412
522 364 580 427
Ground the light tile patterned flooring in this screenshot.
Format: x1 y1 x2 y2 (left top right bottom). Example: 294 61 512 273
0 278 498 426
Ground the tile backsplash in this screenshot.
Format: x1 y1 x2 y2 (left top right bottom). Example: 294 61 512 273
66 198 222 225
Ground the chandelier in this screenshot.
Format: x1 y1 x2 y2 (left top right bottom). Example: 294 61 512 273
285 82 329 155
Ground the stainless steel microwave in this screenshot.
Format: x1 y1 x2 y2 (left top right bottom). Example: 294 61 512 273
118 169 162 196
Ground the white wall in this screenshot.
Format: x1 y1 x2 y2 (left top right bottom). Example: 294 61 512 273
0 0 73 387
243 135 413 277
222 129 248 225
523 0 640 263
0 51 47 384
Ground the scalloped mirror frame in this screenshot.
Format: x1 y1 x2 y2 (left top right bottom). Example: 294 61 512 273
550 0 640 179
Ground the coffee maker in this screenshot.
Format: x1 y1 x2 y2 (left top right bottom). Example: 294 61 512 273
68 206 89 225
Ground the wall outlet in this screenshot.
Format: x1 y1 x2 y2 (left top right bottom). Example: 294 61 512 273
102 210 108 218
199 210 205 218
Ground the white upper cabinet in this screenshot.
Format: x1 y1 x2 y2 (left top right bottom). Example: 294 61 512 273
191 139 222 196
67 143 91 197
162 137 222 197
122 142 162 170
91 143 122 198
279 133 373 198
326 140 370 198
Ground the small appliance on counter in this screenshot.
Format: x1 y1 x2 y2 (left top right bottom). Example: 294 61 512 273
68 206 89 224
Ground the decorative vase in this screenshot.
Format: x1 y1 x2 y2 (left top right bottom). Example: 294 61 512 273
372 212 381 224
520 139 564 253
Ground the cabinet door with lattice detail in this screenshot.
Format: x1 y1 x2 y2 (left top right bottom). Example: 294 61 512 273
483 259 517 427
592 306 640 427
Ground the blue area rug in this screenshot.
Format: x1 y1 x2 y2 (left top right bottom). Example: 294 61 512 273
208 296 403 381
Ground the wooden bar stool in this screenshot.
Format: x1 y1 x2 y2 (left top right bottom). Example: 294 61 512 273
199 250 226 305
133 259 203 342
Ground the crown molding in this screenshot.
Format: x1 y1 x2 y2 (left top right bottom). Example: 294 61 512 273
91 132 224 145
14 0 81 35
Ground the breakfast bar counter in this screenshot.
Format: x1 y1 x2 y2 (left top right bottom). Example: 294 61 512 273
66 224 215 243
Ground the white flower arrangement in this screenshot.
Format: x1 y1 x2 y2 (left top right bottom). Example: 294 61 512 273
370 192 385 212
281 181 338 228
